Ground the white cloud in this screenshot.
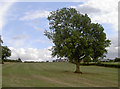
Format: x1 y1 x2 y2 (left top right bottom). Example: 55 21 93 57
105 34 118 59
0 0 16 34
70 0 119 31
106 45 118 59
20 10 50 21
12 34 29 40
5 34 29 48
8 46 53 62
8 45 118 62
77 5 101 14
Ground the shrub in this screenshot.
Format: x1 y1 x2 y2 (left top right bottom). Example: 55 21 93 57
52 60 56 62
3 59 22 62
109 60 114 62
96 63 120 68
114 58 120 62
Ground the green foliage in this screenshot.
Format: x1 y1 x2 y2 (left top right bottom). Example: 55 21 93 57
44 7 111 72
114 57 120 62
96 63 120 68
79 62 120 68
3 59 22 62
2 46 11 60
0 36 11 63
52 60 56 62
0 35 3 44
0 35 3 64
18 58 22 62
3 59 9 62
109 60 114 62
83 56 91 64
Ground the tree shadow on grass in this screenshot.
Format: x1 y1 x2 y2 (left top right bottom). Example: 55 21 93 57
62 70 101 76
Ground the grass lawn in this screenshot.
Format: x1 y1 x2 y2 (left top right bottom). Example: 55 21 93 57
102 62 119 65
2 62 118 87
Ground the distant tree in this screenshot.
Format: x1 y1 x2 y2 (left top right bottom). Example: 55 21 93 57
46 60 49 62
109 59 114 62
0 36 11 64
114 57 120 62
2 46 11 64
44 8 111 73
52 60 56 62
0 35 3 44
0 35 3 64
18 58 22 62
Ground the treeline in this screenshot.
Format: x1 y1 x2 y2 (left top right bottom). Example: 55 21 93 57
79 62 120 68
80 57 120 68
114 58 120 62
83 57 120 64
3 58 22 62
82 57 120 68
24 60 50 63
67 57 120 68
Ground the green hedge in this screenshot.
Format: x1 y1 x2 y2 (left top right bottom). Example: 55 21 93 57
3 59 22 62
96 63 120 68
80 62 120 68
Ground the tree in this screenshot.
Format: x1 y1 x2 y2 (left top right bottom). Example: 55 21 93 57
90 23 111 62
0 35 3 64
0 35 3 44
2 46 11 64
0 35 11 64
18 58 22 62
114 57 120 62
44 8 111 73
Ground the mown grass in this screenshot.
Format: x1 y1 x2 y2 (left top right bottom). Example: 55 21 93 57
2 62 118 87
102 62 119 65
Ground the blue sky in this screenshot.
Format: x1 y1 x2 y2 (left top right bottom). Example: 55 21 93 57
3 2 83 49
1 0 118 61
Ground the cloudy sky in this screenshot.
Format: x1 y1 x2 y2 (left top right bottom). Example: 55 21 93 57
0 0 119 62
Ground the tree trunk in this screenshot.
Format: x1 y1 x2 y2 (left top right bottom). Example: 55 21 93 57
74 61 82 74
2 60 4 64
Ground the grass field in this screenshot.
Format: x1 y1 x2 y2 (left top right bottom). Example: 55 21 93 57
2 62 118 87
102 62 119 65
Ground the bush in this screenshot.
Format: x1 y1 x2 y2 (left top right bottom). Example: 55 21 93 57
52 60 56 62
79 62 120 68
96 63 120 68
3 59 22 62
109 60 114 62
18 58 22 62
114 58 120 62
46 61 49 62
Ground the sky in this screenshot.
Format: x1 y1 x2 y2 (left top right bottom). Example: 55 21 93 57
0 0 119 62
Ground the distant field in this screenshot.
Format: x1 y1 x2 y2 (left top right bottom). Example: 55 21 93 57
2 62 118 87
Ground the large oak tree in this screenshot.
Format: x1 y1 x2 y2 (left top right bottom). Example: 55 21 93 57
44 8 111 73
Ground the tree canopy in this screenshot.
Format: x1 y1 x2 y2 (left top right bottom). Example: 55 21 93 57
44 8 111 73
0 36 11 64
2 46 11 60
